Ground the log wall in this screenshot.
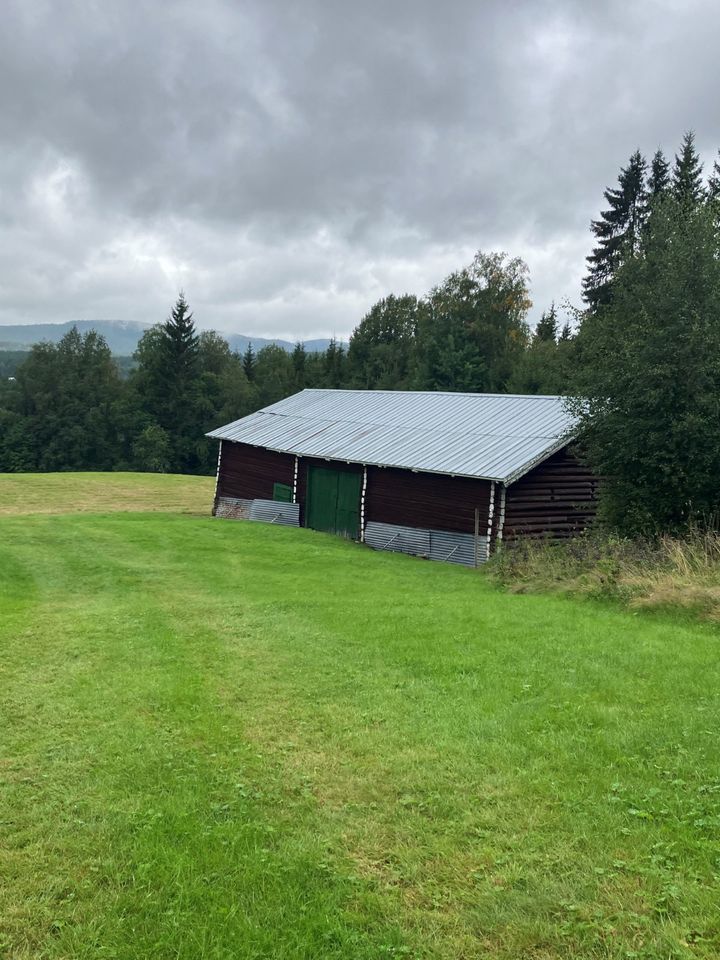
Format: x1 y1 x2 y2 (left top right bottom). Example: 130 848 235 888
365 466 492 535
502 446 597 541
216 441 295 502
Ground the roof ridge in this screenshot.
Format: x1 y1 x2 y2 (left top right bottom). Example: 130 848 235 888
299 388 566 400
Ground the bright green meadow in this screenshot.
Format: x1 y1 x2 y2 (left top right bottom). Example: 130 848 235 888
1 473 720 959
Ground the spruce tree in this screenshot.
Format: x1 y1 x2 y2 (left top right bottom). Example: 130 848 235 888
242 343 256 380
672 131 704 206
161 292 199 379
571 196 720 532
707 149 720 202
583 150 648 309
132 294 202 473
160 293 200 471
534 303 558 343
648 149 670 197
291 342 307 390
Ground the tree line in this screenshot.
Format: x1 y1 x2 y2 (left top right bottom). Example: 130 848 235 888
0 255 574 476
1 132 719 535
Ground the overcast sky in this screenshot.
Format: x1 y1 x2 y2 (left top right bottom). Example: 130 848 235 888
1 0 719 339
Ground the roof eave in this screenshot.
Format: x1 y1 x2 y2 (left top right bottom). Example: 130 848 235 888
501 433 578 485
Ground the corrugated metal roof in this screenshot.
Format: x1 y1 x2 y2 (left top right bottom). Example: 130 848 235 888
206 389 577 484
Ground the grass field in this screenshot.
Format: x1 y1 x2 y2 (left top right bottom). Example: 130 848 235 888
0 471 213 516
2 475 720 958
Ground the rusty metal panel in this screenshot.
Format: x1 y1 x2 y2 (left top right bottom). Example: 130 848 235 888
207 389 576 484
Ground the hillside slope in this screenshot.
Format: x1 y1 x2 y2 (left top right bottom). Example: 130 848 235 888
1 474 719 958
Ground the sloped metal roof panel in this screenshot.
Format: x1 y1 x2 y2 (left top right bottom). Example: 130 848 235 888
207 389 577 484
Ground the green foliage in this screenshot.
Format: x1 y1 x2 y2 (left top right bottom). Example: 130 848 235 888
291 341 307 390
648 148 670 197
253 344 295 407
0 350 29 379
135 293 202 474
319 337 347 388
132 423 172 473
534 302 559 342
0 328 124 472
508 303 579 395
242 342 256 380
708 150 720 202
572 196 720 533
672 131 705 206
348 295 418 388
583 150 648 309
412 251 531 391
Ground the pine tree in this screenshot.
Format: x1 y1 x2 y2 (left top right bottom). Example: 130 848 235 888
672 131 704 206
583 150 648 309
534 303 558 343
648 149 670 197
242 343 256 380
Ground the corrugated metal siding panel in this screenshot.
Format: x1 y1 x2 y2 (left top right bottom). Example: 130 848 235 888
365 521 430 556
215 496 299 525
208 389 577 483
428 529 486 565
503 447 598 540
365 521 488 566
217 441 295 501
366 466 491 535
249 499 300 525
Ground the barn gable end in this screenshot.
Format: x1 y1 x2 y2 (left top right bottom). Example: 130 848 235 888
501 447 597 541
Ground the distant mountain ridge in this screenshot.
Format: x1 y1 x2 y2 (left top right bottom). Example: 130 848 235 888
0 320 333 355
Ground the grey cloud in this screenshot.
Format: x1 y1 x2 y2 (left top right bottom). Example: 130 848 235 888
1 0 719 338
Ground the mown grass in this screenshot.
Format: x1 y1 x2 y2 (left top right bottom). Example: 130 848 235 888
2 477 720 958
489 530 720 621
0 471 213 516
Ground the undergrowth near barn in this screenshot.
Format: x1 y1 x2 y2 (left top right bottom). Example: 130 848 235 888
488 530 720 621
2 477 720 958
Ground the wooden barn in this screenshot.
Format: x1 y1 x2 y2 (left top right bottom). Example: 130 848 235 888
207 389 597 565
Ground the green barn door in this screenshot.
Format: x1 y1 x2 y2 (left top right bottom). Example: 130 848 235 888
335 470 362 539
306 466 362 539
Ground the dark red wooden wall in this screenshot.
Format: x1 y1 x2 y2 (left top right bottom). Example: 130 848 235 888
365 466 492 535
502 446 597 540
216 441 294 501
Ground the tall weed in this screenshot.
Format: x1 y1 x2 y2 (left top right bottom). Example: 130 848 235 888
487 529 720 620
